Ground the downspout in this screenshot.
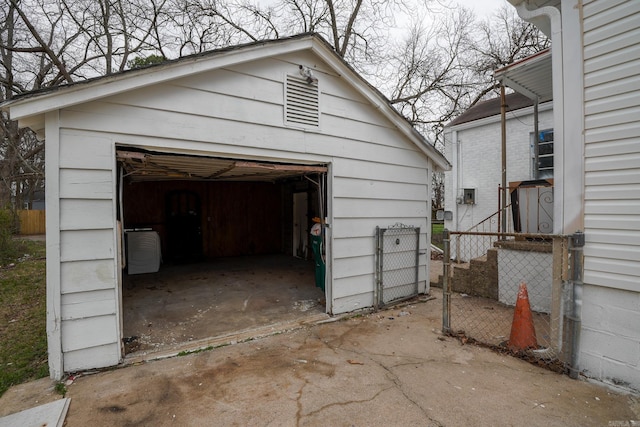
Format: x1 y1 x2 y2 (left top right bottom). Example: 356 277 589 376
513 1 583 377
511 2 564 234
568 231 584 379
500 85 507 234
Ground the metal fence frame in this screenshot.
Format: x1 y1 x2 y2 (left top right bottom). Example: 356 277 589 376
375 223 420 309
442 229 583 374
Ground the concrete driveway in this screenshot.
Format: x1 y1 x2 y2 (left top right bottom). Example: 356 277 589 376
1 289 638 426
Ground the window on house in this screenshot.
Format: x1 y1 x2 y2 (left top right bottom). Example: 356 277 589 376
533 129 553 179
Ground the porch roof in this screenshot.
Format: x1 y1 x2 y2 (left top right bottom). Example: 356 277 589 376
494 48 552 102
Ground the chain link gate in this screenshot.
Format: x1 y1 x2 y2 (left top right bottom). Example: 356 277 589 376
375 224 420 309
441 230 580 373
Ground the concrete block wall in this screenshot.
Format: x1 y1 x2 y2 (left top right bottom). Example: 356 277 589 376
431 248 499 300
444 107 553 232
451 248 498 299
498 249 552 313
579 284 640 393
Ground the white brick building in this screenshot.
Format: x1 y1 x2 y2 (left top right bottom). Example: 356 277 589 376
443 93 553 232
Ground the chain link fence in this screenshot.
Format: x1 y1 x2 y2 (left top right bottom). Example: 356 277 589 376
375 224 420 309
442 230 581 372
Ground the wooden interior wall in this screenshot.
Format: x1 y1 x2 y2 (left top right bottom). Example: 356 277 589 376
123 180 283 258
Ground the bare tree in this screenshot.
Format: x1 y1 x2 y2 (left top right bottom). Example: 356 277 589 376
0 0 172 208
386 4 548 143
466 4 550 107
0 0 548 213
0 1 46 208
58 0 171 75
374 3 548 210
160 0 278 55
164 0 408 72
382 6 476 149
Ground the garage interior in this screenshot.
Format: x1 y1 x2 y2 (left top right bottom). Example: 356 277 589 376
116 148 328 357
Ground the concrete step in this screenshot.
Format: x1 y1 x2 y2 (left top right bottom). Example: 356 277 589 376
432 248 498 299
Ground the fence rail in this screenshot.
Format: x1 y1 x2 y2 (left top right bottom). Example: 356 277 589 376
442 229 582 374
17 210 46 235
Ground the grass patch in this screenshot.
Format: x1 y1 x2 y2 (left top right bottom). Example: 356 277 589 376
0 239 48 397
54 382 67 397
431 221 445 250
432 222 444 235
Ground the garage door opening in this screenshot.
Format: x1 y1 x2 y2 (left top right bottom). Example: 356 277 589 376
116 147 329 358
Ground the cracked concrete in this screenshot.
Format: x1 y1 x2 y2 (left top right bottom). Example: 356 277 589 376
1 289 638 426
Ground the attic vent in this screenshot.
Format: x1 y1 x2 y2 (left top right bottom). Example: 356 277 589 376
285 75 319 128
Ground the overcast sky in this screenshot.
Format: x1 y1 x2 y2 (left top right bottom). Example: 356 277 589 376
254 0 510 20
252 0 513 41
456 0 508 18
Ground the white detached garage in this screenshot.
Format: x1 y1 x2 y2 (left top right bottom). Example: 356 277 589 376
3 33 449 379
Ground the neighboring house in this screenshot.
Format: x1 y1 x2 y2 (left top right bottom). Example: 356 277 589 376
1 33 449 379
25 189 45 211
503 0 640 392
443 91 554 233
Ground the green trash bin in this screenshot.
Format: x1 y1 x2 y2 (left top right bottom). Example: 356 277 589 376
310 223 325 291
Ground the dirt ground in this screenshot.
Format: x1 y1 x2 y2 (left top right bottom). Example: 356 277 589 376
1 288 638 427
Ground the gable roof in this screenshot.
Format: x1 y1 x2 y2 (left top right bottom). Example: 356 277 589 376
447 92 537 127
2 33 450 171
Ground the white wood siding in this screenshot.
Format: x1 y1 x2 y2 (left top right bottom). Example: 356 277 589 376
583 0 640 293
52 48 432 366
57 130 120 372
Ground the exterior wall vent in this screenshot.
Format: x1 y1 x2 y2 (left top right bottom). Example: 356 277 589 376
285 74 319 128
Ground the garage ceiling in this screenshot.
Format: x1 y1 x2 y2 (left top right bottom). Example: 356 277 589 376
117 150 327 182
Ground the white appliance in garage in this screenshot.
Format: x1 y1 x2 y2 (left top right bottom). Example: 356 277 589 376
126 230 162 274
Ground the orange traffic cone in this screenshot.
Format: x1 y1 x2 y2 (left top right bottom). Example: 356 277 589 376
508 283 538 351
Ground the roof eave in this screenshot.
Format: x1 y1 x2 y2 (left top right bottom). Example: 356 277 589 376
4 33 451 171
493 48 553 103
309 40 451 171
4 35 316 121
446 100 553 131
